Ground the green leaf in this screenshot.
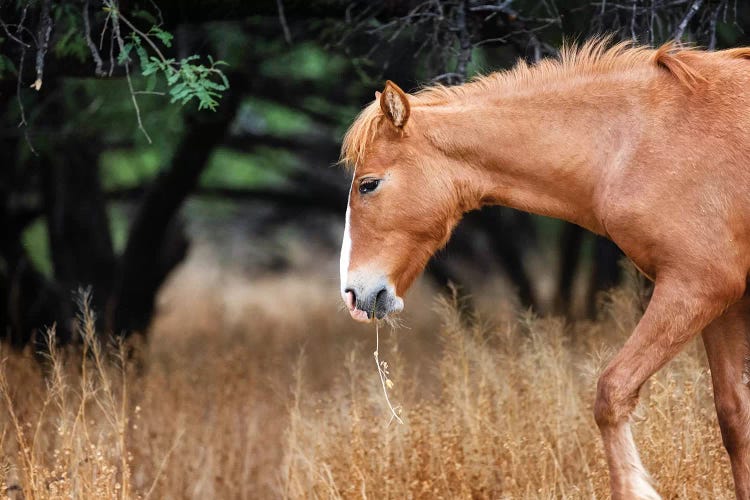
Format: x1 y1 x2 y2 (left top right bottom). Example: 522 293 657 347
122 20 231 113
141 62 159 76
151 27 173 48
165 67 180 85
118 42 133 64
218 72 230 88
135 43 150 69
202 80 227 91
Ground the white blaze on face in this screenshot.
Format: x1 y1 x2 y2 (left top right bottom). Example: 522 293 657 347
339 187 353 296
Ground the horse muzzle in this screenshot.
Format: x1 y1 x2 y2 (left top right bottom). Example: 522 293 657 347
343 285 403 322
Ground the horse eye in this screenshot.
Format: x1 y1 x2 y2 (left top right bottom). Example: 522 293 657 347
358 179 380 195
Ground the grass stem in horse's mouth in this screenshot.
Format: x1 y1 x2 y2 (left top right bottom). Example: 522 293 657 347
374 321 403 425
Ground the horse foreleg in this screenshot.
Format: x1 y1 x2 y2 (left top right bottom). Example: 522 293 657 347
594 276 743 500
703 295 750 500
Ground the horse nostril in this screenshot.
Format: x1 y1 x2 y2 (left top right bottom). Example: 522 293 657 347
373 288 389 319
344 288 356 310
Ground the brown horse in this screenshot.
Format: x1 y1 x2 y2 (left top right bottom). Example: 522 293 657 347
338 39 750 499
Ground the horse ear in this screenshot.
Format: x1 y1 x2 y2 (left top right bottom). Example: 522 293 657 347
379 80 410 129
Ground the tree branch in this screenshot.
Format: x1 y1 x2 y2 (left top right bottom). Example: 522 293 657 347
32 0 52 91
83 0 106 76
109 2 152 143
107 1 169 65
276 0 292 44
673 0 704 42
111 82 242 333
454 0 472 84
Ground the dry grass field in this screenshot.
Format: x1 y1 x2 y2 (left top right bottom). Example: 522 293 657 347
0 253 735 499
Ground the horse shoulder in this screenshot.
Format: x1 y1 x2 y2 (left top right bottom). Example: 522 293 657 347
598 143 750 289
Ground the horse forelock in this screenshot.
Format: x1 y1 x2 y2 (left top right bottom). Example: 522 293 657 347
340 102 385 172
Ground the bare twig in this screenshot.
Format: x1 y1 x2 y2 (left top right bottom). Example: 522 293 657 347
106 1 169 64
123 54 152 143
276 0 293 44
107 17 116 76
469 1 517 16
707 1 724 50
0 16 31 47
97 7 117 76
83 0 106 76
14 4 37 155
529 33 542 62
99 8 111 50
32 0 53 91
146 0 164 26
454 0 472 84
15 4 29 127
109 1 152 143
673 0 704 42
431 72 464 83
649 0 655 45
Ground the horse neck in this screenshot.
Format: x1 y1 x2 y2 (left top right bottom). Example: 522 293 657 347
418 76 645 234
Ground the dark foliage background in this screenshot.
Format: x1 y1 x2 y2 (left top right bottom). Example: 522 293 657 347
1 0 749 346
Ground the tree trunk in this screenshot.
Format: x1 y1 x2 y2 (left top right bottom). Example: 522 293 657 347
110 84 241 334
40 142 116 333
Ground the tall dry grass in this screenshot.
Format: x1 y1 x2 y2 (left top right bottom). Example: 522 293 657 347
282 279 732 499
0 257 735 499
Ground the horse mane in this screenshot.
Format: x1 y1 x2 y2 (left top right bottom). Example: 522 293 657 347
341 38 736 170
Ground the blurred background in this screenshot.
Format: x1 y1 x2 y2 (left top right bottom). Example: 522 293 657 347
2 0 750 345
